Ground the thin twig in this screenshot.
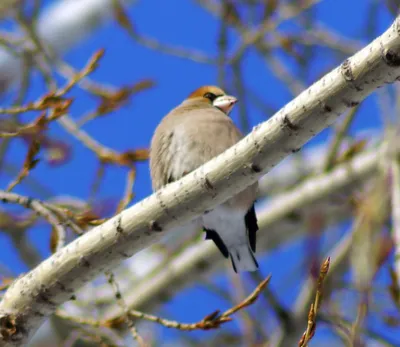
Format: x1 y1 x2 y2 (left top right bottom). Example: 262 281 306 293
350 293 369 346
6 139 40 192
115 167 136 214
0 190 67 251
112 0 215 64
112 275 271 331
228 0 323 64
323 105 360 172
70 275 271 333
105 271 146 347
0 49 103 118
298 257 330 346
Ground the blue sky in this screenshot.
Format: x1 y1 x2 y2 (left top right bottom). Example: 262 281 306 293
0 0 399 345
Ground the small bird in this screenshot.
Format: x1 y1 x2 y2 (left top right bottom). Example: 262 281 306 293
150 86 259 272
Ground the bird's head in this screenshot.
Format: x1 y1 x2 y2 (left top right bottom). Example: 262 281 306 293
186 85 238 115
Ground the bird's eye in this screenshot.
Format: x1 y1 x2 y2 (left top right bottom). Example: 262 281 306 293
203 92 217 101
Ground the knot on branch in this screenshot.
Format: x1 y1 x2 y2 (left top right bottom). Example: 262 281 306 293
149 220 163 232
0 314 24 342
340 59 362 91
198 310 232 330
383 48 400 67
340 59 355 81
282 115 299 132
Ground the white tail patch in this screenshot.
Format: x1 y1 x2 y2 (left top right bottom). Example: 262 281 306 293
229 244 258 272
202 206 259 273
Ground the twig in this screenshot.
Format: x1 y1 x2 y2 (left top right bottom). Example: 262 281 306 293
15 9 56 90
0 49 103 119
112 0 215 64
231 60 250 133
293 229 355 320
88 162 106 204
228 0 323 64
350 293 369 346
221 274 271 318
323 105 360 172
115 167 136 214
57 113 149 166
103 275 271 331
298 257 330 347
76 79 155 127
0 191 66 252
6 139 40 192
56 310 124 347
227 270 256 344
319 313 399 347
216 1 229 87
105 271 145 347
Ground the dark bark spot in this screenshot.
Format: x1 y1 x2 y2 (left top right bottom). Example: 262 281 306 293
149 220 163 232
56 280 73 293
79 256 91 268
323 104 332 112
24 197 33 208
342 99 360 108
251 163 262 173
292 147 301 153
282 115 299 131
383 48 400 67
196 259 210 271
286 211 302 222
0 315 19 341
115 217 124 234
38 291 57 307
204 177 214 190
341 59 354 81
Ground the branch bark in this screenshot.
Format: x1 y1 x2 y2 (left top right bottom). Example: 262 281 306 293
103 145 383 318
1 15 400 346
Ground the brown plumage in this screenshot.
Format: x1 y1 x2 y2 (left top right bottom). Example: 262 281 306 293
150 85 259 272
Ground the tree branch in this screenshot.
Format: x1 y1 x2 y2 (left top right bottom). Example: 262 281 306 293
103 145 384 318
1 15 400 346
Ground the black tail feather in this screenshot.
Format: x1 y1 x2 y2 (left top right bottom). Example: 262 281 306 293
245 204 258 252
229 245 258 272
230 255 238 273
204 228 229 258
249 247 259 268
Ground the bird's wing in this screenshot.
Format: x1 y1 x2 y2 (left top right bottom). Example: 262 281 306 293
150 105 243 189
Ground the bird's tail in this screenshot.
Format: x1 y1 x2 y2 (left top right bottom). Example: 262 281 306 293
229 244 259 273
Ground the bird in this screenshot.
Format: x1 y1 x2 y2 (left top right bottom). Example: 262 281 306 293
149 85 259 272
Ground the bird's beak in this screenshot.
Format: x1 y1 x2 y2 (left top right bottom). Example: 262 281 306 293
213 95 238 115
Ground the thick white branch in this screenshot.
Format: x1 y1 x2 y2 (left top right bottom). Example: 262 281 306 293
1 16 400 346
102 146 382 317
258 129 379 197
